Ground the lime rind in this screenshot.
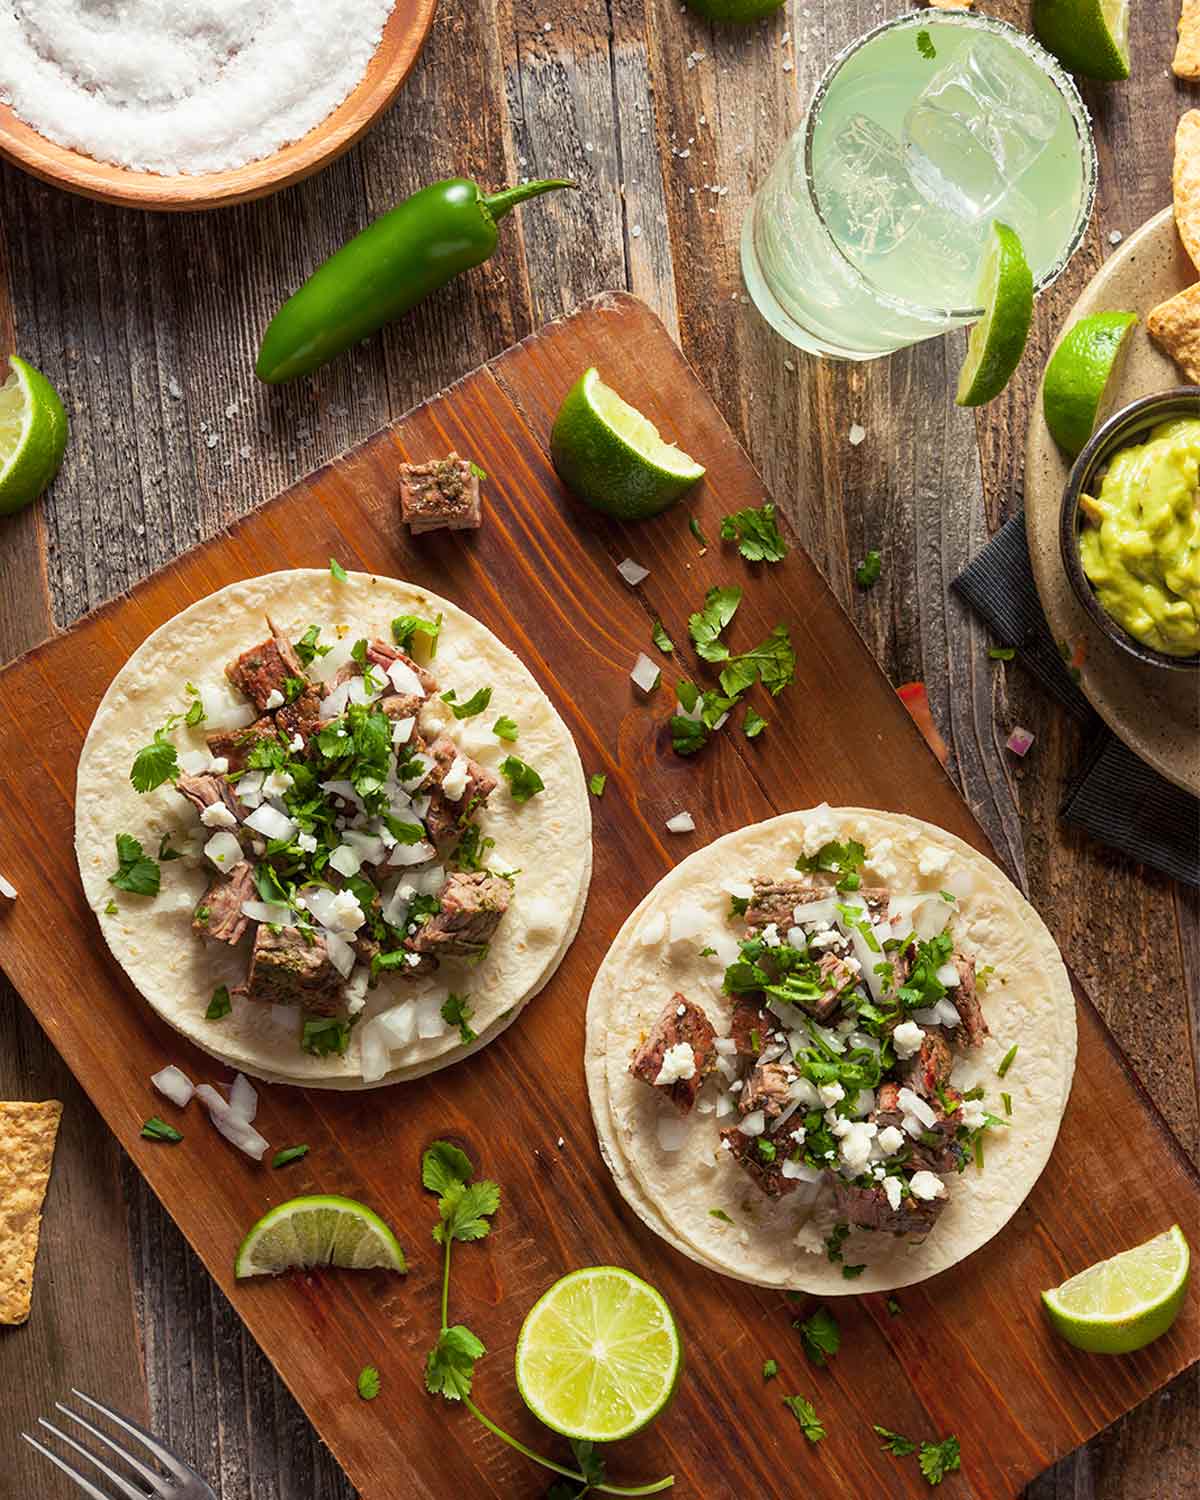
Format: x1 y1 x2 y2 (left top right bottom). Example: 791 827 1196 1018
955 221 1034 408
0 356 68 515
1033 0 1130 83
1042 311 1138 457
235 1194 406 1279
1042 1225 1189 1354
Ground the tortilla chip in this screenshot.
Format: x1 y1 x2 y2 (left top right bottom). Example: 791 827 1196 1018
1174 111 1200 273
0 1100 63 1325
1148 281 1200 382
1175 0 1200 78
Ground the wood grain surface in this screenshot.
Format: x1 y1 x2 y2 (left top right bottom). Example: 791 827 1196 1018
0 1 1196 1497
0 293 1197 1500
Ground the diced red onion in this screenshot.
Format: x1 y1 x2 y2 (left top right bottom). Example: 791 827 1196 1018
630 652 661 694
617 557 649 586
244 805 297 842
229 1073 258 1123
1006 725 1035 757
665 812 695 834
656 1113 689 1152
151 1066 194 1108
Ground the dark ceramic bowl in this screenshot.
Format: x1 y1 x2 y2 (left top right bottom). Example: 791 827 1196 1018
1059 387 1200 672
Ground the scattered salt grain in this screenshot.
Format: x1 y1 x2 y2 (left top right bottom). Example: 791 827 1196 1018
1108 229 1123 245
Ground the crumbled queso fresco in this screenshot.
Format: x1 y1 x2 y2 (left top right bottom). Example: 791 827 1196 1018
0 0 396 175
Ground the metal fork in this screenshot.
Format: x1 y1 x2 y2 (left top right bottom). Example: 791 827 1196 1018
21 1389 216 1500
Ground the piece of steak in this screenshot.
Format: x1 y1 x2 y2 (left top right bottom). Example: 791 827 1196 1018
379 692 424 724
365 639 438 695
225 619 307 710
193 861 256 945
811 951 860 1020
205 717 277 773
276 685 322 750
833 1179 946 1236
629 995 717 1114
745 878 827 932
950 953 989 1048
176 771 245 824
720 1122 804 1197
740 1060 795 1118
404 870 510 961
399 453 483 534
729 999 772 1057
901 1032 954 1100
241 925 343 1015
423 735 499 854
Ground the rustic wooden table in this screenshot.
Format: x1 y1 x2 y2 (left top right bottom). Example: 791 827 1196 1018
0 2 1195 1497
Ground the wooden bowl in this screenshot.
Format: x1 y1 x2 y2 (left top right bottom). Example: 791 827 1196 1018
0 0 438 212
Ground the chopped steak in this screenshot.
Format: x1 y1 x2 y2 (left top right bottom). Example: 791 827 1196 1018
423 734 499 854
902 1032 954 1100
176 771 245 824
405 870 510 961
629 995 717 1114
225 619 307 710
745 878 827 932
950 953 989 1048
193 861 256 945
740 1060 795 1118
365 639 438 695
720 1122 802 1197
276 686 322 749
729 999 772 1057
399 452 483 534
242 925 343 1015
379 692 424 723
833 1179 945 1236
812 951 859 1020
872 1080 903 1129
205 717 276 773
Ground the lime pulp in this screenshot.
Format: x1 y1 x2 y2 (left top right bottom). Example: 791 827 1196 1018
955 222 1034 408
1041 1224 1190 1354
0 356 68 515
234 1194 407 1278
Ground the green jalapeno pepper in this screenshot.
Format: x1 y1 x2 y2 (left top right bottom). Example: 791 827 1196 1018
256 177 572 385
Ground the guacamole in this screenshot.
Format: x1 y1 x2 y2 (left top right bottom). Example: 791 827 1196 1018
1078 417 1200 657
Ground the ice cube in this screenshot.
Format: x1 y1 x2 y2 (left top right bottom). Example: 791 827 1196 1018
903 35 1060 220
814 114 924 259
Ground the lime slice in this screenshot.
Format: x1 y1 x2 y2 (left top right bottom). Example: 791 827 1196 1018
1042 311 1138 457
0 356 68 516
1033 0 1130 82
234 1194 407 1278
683 0 785 21
550 367 705 520
514 1266 682 1441
955 222 1034 408
1042 1224 1190 1354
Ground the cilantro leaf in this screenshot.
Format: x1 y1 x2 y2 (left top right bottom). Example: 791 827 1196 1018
301 1016 350 1057
295 625 332 666
205 985 232 1021
670 714 709 756
688 516 709 549
588 772 607 796
104 899 118 916
500 756 544 803
422 1140 474 1195
796 838 866 893
391 613 442 657
919 1436 961 1486
886 1297 902 1317
273 1145 309 1168
433 1179 501 1245
688 585 742 661
651 619 675 654
997 1043 1018 1077
425 1324 485 1400
989 646 1016 661
855 550 882 589
492 715 519 742
109 834 161 896
453 824 495 873
357 1365 381 1401
184 692 206 728
130 728 179 794
795 1306 840 1367
718 624 795 698
743 706 766 738
916 27 936 60
709 1207 733 1224
468 460 487 481
762 1358 778 1381
720 503 788 563
441 992 477 1045
444 686 492 719
141 1117 183 1143
782 1394 825 1443
329 557 348 582
570 1439 605 1488
158 832 184 861
873 1425 917 1457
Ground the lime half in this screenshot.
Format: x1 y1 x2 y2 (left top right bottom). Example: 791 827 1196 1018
550 368 705 520
955 222 1034 408
1043 311 1138 457
684 0 785 21
1042 1224 1190 1354
514 1266 681 1441
1033 0 1130 82
235 1194 407 1278
0 356 68 515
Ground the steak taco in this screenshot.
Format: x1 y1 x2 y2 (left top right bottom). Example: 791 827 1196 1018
586 807 1076 1293
76 569 591 1087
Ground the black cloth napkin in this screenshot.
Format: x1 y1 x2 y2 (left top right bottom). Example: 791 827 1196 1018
952 513 1199 888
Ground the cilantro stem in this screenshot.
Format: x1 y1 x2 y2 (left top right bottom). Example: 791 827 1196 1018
441 1237 453 1332
463 1399 673 1495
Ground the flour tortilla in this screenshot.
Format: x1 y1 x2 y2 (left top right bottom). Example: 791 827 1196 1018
586 808 1077 1294
76 570 591 1087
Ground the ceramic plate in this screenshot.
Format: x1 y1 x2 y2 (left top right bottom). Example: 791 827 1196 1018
1025 206 1200 796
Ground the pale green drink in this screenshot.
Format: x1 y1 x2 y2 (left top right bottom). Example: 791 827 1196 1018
741 11 1097 359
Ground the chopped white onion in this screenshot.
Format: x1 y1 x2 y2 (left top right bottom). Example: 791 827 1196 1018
269 1003 297 1033
388 839 436 867
204 831 243 870
713 1036 738 1056
391 716 415 746
328 843 363 877
441 754 470 802
416 996 448 1039
810 1021 845 1054
237 771 265 809
412 863 446 897
195 1084 269 1161
409 793 432 821
151 1066 194 1108
382 882 413 929
630 652 661 695
936 961 961 987
387 659 426 698
320 778 364 811
300 888 338 929
0 873 16 900
850 1087 876 1120
374 1003 419 1050
715 1091 735 1118
400 753 435 790
229 1073 258 1123
898 1087 937 1129
323 931 357 979
244 805 297 842
347 674 380 706
240 899 293 926
787 1076 822 1108
343 829 387 866
358 1021 391 1085
737 1109 766 1137
617 557 649 586
781 1158 822 1182
319 681 353 718
177 749 210 774
791 897 840 928
720 878 754 901
656 1113 689 1152
668 898 709 949
666 812 695 834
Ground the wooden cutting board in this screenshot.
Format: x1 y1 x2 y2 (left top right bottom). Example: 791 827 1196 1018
0 293 1195 1499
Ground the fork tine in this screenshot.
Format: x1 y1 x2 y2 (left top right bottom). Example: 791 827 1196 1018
36 1418 155 1500
21 1430 113 1500
53 1403 166 1493
70 1390 193 1482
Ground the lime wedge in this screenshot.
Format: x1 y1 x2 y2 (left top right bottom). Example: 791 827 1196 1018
234 1194 407 1278
1042 1224 1190 1354
683 0 785 20
1033 0 1130 82
514 1266 681 1441
550 367 705 520
0 356 68 516
1043 311 1138 457
955 222 1034 408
